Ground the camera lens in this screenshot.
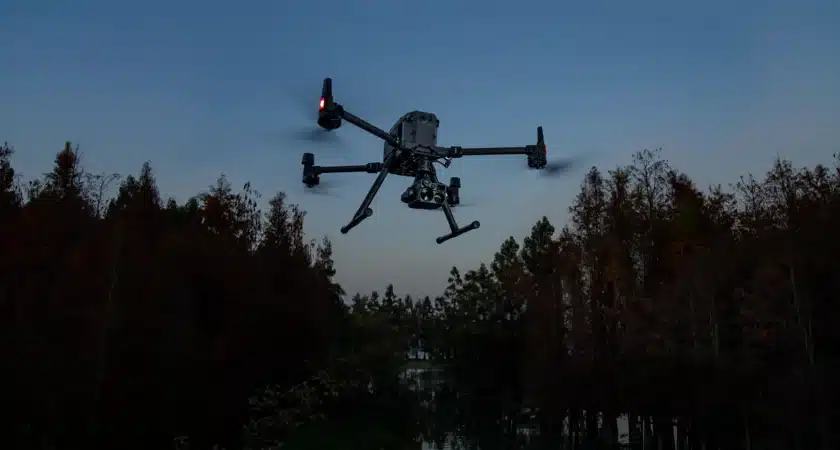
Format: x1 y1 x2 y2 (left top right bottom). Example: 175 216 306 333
420 187 434 201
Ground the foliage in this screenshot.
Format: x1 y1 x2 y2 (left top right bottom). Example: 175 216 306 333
416 149 840 450
1 142 343 449
2 142 839 450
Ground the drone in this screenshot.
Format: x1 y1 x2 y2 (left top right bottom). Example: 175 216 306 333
298 78 573 244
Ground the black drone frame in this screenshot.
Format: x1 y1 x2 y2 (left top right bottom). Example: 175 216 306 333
303 79 548 244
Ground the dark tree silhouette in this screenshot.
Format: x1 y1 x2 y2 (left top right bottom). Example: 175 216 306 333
2 141 838 450
0 142 349 450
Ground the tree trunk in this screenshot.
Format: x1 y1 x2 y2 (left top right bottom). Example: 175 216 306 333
585 409 599 447
602 411 618 447
642 416 653 450
675 417 687 450
629 415 642 450
568 408 580 450
742 412 751 450
653 416 674 450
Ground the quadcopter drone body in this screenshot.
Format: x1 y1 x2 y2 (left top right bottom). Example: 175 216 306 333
301 78 550 244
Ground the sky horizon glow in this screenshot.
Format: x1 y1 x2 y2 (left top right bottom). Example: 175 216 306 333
3 0 838 298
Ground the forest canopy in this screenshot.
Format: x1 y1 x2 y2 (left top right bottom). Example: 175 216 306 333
0 141 838 450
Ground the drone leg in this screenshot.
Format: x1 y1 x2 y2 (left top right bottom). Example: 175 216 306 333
436 202 480 244
340 161 392 234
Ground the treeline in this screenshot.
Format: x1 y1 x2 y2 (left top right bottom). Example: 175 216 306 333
0 142 367 449
340 149 840 450
1 142 839 450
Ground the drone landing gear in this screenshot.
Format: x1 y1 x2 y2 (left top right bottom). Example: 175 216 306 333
340 153 395 234
341 207 372 234
437 202 480 244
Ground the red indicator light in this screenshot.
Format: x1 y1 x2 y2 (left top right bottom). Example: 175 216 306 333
319 97 325 110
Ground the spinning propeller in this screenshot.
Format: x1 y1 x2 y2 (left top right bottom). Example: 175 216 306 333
299 178 344 197
280 79 344 147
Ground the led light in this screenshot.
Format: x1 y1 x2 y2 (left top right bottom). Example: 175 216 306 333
319 97 325 111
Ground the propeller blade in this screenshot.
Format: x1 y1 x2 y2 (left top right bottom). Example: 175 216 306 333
283 81 325 121
533 155 588 178
284 127 342 144
282 77 396 122
263 129 346 161
301 179 344 198
541 159 576 176
273 80 349 154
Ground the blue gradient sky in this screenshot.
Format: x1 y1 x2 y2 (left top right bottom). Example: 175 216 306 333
3 0 839 298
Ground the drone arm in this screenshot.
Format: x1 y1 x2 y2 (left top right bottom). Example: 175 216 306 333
313 163 382 175
338 106 401 147
303 155 382 186
436 202 480 244
437 126 547 166
440 146 534 157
